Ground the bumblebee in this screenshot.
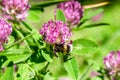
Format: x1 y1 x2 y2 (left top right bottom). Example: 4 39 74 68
43 33 72 57
53 42 72 57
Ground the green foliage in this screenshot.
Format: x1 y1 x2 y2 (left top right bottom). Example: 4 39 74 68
72 38 99 55
91 77 102 80
64 57 79 80
27 10 42 22
0 66 14 80
81 8 104 23
7 36 15 45
1 49 31 68
16 64 30 80
43 72 54 80
31 0 66 7
81 23 109 28
74 23 110 31
80 63 93 80
0 0 118 79
41 50 53 63
56 9 66 22
21 21 32 31
78 8 104 27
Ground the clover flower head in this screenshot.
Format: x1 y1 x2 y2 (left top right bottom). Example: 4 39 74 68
0 19 12 51
39 20 72 44
1 0 30 20
104 51 120 75
56 0 84 25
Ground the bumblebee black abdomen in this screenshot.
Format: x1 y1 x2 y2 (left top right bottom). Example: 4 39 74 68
53 43 71 57
53 43 64 53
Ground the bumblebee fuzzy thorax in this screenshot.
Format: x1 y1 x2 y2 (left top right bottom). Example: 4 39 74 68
53 43 72 57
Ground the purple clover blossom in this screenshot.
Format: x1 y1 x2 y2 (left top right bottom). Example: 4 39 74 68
104 51 120 75
0 19 12 51
1 0 30 20
39 20 72 44
56 0 84 26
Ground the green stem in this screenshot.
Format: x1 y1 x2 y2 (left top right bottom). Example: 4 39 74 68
13 27 32 52
59 53 64 65
38 62 50 79
42 62 50 74
27 64 36 79
21 21 44 49
19 25 31 33
4 32 34 52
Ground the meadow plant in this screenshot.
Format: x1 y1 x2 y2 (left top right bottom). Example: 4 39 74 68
0 0 111 80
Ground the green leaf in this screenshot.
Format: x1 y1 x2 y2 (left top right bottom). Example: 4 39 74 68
21 21 32 30
80 63 93 80
31 0 66 7
41 50 53 63
4 32 34 51
91 77 102 80
64 57 79 80
13 28 32 52
32 29 42 41
8 36 15 44
26 29 42 48
2 49 31 68
16 64 30 80
44 72 55 80
31 62 47 72
74 23 109 31
72 38 98 55
56 9 66 22
27 10 42 22
81 23 109 28
78 8 104 27
82 8 104 22
1 66 14 80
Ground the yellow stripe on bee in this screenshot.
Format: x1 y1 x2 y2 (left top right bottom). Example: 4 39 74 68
63 44 67 54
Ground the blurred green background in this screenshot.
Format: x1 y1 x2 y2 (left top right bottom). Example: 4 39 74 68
28 0 120 79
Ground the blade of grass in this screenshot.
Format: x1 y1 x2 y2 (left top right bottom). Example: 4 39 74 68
79 63 93 80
